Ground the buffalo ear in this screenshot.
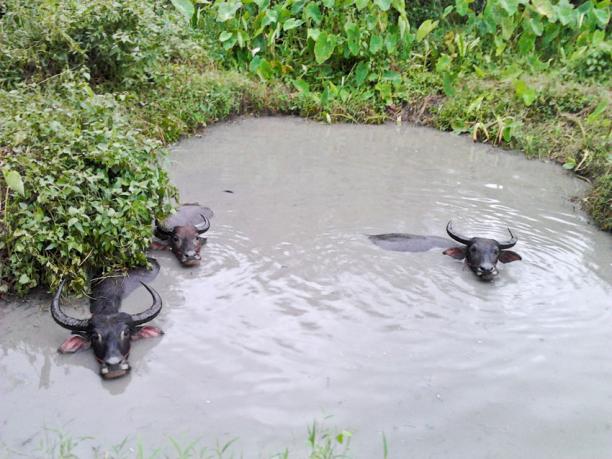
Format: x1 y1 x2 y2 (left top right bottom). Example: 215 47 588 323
443 247 466 260
58 335 91 353
132 325 164 341
499 250 522 263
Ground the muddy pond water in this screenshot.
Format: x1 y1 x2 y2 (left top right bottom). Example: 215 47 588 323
1 117 611 458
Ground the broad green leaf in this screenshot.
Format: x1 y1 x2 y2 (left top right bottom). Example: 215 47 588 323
262 9 279 26
494 35 507 56
532 0 556 21
442 72 456 97
237 30 247 48
256 58 274 79
374 0 391 12
385 31 399 53
500 16 516 40
222 34 238 49
314 31 336 64
375 81 393 103
591 29 605 46
283 18 303 31
517 32 535 55
354 61 369 86
249 55 263 73
586 100 608 124
18 274 30 285
290 0 306 14
591 7 610 27
217 1 242 22
170 0 195 21
2 168 25 196
304 3 322 24
555 0 575 26
524 17 544 36
455 0 474 17
292 79 310 93
562 160 576 170
398 15 409 38
499 0 519 15
369 34 383 53
355 0 369 10
391 0 405 14
322 0 334 7
307 28 320 41
219 31 234 42
344 23 361 55
382 70 401 83
435 54 452 73
514 79 537 106
416 19 438 42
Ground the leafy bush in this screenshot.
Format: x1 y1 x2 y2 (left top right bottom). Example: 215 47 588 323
190 0 413 106
0 74 175 294
0 0 200 87
179 0 610 108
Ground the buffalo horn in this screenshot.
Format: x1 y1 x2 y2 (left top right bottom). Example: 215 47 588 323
446 221 471 245
130 282 163 326
498 228 518 249
194 215 210 234
50 279 90 331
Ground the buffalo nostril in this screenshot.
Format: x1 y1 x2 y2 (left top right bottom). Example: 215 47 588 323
185 250 196 258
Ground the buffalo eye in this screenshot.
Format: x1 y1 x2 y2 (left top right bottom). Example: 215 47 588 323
120 329 130 340
494 248 499 255
93 333 102 342
470 246 477 253
172 235 179 243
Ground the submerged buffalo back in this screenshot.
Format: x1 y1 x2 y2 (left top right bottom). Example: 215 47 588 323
368 233 452 252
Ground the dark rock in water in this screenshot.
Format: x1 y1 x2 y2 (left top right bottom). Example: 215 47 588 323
368 233 452 253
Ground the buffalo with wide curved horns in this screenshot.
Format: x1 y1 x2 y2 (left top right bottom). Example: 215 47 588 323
154 203 213 267
443 221 522 280
51 259 164 379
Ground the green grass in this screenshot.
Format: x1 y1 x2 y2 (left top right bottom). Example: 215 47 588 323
1 422 369 459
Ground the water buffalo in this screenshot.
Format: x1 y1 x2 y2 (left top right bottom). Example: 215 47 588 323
154 203 213 267
51 258 164 380
443 221 521 280
368 233 452 252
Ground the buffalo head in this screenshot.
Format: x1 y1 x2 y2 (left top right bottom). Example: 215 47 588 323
51 280 163 379
443 221 521 281
155 215 210 267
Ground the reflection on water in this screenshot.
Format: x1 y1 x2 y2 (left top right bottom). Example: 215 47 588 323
1 117 611 458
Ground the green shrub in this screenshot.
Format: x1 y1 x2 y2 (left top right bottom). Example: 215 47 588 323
0 74 176 294
0 0 200 88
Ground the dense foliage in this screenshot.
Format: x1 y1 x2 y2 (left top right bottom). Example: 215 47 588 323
188 0 610 100
0 0 191 294
0 0 610 295
0 75 175 294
